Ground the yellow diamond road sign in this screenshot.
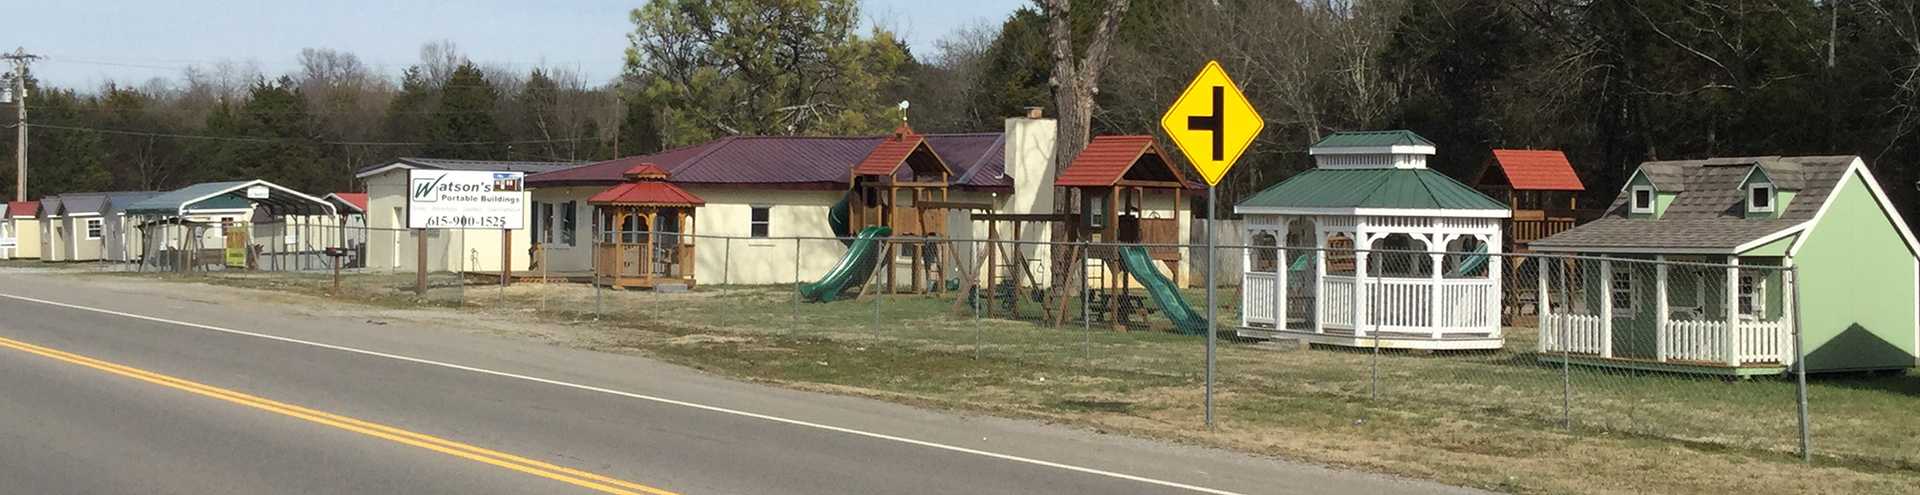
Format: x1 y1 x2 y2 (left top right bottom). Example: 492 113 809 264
1160 60 1263 187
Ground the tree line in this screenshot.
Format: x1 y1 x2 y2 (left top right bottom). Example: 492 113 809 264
5 0 1918 219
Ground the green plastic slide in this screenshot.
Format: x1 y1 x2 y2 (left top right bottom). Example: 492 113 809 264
827 197 853 246
799 225 891 302
1118 246 1209 335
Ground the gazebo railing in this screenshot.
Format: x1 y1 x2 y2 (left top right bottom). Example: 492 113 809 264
1317 275 1499 335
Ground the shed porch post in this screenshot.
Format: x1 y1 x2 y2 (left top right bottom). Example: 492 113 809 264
1725 256 1741 366
1600 258 1614 358
1655 255 1669 362
1537 254 1551 353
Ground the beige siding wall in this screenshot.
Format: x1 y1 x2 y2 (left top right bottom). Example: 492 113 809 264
69 215 105 261
3 218 40 259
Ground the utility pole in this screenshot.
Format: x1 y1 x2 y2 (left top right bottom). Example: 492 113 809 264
3 47 40 202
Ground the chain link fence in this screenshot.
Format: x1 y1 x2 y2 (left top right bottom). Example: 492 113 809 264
75 228 1920 471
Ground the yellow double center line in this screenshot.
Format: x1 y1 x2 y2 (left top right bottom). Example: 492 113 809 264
0 335 678 495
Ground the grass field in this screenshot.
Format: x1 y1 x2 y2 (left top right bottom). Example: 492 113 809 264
51 265 1920 494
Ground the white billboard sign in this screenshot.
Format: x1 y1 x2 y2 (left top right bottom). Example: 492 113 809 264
406 170 527 230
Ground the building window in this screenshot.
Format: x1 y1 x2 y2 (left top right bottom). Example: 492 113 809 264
1738 273 1765 318
750 206 771 238
1630 186 1655 214
1748 183 1774 213
85 218 104 239
1610 269 1637 313
560 201 577 246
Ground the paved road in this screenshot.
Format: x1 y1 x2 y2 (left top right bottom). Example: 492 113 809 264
0 272 1482 495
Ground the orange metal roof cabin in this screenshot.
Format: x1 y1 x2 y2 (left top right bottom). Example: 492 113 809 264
1474 149 1599 255
588 164 704 289
847 122 957 294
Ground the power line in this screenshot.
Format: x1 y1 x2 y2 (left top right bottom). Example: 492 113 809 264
29 123 602 147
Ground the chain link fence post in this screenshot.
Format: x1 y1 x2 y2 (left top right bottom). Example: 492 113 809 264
1551 257 1566 431
1082 240 1091 367
1791 265 1812 463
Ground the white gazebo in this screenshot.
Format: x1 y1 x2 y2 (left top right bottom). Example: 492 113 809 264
1235 130 1512 350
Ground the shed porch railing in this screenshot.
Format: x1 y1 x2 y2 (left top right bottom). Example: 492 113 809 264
1538 312 1791 366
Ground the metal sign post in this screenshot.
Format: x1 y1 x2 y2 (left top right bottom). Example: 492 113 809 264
1160 60 1263 429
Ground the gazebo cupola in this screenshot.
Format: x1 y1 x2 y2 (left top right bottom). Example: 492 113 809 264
1307 130 1438 170
1233 130 1512 350
588 163 705 289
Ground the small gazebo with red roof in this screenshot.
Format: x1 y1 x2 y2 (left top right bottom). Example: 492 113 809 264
588 164 705 289
1473 149 1594 253
847 123 952 237
846 122 955 294
1053 135 1198 330
1056 135 1194 258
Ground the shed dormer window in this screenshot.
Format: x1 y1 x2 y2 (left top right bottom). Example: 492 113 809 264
1630 186 1655 214
1748 183 1774 213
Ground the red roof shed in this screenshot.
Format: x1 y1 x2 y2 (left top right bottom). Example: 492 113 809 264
1055 135 1195 188
1483 150 1584 191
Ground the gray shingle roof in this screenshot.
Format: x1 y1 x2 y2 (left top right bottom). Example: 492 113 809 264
1533 155 1856 251
57 193 109 215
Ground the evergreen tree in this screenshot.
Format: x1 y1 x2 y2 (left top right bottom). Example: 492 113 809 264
427 62 503 158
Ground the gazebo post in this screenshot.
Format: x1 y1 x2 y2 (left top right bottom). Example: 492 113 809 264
1313 220 1327 335
1430 233 1445 339
1274 217 1287 330
1486 233 1504 337
1353 228 1370 337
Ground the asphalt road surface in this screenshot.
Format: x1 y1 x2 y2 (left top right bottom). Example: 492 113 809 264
0 272 1483 495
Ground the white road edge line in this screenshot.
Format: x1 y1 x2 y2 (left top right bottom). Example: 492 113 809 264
0 292 1246 495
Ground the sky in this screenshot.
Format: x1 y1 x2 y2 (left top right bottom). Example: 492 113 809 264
6 0 1029 90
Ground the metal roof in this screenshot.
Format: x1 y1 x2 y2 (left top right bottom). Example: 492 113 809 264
125 180 335 217
355 157 583 178
1237 168 1508 212
1054 135 1195 188
57 193 109 216
1311 130 1436 149
1532 155 1855 251
6 201 35 218
851 126 951 179
527 133 1008 189
103 191 161 214
1483 149 1585 191
325 192 369 213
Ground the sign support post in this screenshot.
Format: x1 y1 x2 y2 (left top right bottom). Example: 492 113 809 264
1205 184 1216 428
416 229 428 295
1160 60 1263 430
502 228 512 287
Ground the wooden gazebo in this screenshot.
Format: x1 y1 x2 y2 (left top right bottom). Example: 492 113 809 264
589 164 704 289
848 122 954 293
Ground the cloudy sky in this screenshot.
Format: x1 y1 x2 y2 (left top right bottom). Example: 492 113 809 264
7 0 1028 88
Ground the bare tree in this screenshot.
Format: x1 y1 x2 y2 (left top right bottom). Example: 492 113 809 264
1041 0 1131 178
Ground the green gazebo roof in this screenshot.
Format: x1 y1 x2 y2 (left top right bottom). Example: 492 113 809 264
1236 168 1507 212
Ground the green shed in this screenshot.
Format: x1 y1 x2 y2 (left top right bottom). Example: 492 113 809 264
1531 156 1919 375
